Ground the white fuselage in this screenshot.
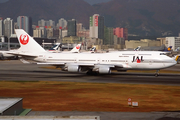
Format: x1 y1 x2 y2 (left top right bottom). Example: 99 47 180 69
30 51 176 70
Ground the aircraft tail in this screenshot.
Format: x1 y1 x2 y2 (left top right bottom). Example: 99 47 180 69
15 29 46 53
49 43 61 52
134 46 141 51
70 44 81 53
164 46 172 51
175 55 179 61
90 46 96 53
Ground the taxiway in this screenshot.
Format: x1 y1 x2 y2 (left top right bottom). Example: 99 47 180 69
0 60 180 85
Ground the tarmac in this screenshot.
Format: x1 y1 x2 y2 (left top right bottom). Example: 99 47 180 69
28 111 180 120
0 60 180 86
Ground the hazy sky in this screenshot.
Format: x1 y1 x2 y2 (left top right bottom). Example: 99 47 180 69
0 0 112 4
84 0 111 5
0 0 8 3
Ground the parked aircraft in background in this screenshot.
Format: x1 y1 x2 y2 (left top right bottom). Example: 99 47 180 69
48 43 61 52
134 46 141 51
7 29 178 77
48 43 81 53
70 44 81 53
89 46 97 53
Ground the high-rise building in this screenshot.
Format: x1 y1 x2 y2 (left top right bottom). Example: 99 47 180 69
57 18 67 29
166 37 180 51
89 14 104 40
33 26 47 38
17 16 32 36
67 19 76 36
98 16 104 40
0 18 3 36
46 20 55 27
38 19 55 28
38 19 46 27
4 18 13 38
76 23 83 37
114 27 128 40
104 26 114 45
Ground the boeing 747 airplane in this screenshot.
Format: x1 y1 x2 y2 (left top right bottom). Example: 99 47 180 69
11 29 178 76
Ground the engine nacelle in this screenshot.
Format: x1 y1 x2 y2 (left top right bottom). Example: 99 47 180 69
99 67 111 74
67 65 81 72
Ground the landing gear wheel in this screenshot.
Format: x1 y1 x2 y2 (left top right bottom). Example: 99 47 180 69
155 70 159 77
86 70 98 76
155 73 159 77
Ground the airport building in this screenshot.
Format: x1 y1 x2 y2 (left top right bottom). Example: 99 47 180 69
0 98 31 116
125 39 161 49
157 37 166 46
89 14 104 41
62 36 80 44
17 16 33 36
166 37 180 51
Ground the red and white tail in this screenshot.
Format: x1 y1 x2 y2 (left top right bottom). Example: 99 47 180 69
15 29 46 53
70 44 81 53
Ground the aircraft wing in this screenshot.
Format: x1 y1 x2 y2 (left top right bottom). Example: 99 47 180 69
7 51 38 57
37 62 94 66
36 62 125 68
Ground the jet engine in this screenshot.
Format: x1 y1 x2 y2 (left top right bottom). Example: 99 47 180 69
98 67 111 74
67 65 81 72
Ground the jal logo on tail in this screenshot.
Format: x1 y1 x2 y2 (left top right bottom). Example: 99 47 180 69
76 45 80 49
20 34 29 45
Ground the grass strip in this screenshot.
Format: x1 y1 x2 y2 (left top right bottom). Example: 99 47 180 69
0 81 180 112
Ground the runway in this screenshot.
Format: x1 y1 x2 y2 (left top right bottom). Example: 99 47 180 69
0 60 180 85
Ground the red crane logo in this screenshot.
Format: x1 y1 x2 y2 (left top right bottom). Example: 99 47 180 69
19 34 29 45
76 45 80 49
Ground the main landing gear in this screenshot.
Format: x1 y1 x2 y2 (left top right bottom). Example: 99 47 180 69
155 70 159 77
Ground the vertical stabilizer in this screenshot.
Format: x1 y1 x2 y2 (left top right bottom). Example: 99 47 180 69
15 29 46 53
70 44 81 53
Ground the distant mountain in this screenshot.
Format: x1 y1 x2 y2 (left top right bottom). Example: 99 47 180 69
0 0 180 36
0 0 95 27
95 0 180 36
83 0 111 5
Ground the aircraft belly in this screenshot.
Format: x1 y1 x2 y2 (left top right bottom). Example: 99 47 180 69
129 62 164 70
